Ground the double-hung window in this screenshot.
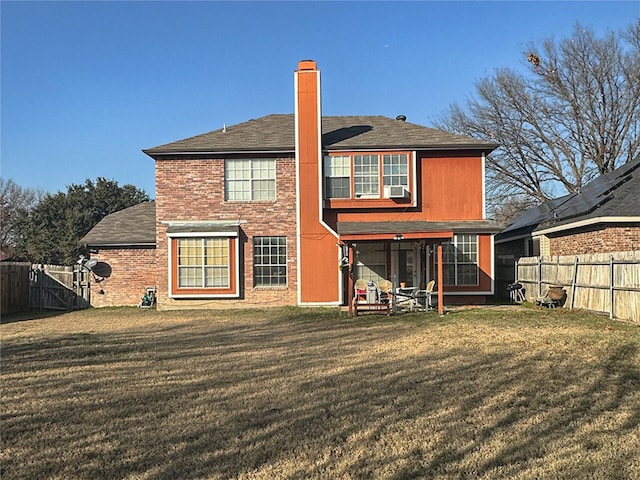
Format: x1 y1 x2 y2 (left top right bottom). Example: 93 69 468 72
382 154 409 189
253 237 287 287
324 155 351 198
354 154 380 198
324 152 411 200
440 234 479 286
225 159 276 201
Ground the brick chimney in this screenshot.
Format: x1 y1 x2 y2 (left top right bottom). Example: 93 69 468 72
294 60 340 304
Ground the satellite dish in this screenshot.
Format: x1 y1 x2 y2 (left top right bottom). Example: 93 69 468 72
85 259 98 270
92 262 112 278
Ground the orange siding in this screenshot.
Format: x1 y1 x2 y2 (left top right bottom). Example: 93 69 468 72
296 61 339 303
421 152 484 220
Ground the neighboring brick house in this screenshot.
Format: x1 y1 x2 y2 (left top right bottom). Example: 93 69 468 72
80 201 156 306
84 60 500 310
495 154 640 292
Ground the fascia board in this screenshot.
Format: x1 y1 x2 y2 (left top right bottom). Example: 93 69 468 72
534 216 640 236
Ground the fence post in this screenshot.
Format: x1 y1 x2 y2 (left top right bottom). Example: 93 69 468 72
609 255 614 320
537 256 543 297
38 264 44 311
570 256 578 309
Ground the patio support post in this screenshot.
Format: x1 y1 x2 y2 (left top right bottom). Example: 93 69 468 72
437 243 444 315
348 245 354 315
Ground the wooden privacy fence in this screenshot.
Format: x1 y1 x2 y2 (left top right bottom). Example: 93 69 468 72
1 262 31 314
1 263 91 314
516 251 640 322
30 264 90 311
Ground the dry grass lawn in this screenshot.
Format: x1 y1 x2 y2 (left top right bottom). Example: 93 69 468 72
2 306 639 479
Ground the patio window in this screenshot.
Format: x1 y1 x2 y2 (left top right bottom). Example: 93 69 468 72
253 236 287 287
439 234 479 286
225 159 276 201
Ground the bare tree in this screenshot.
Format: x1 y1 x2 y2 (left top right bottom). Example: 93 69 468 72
436 22 640 221
0 178 45 258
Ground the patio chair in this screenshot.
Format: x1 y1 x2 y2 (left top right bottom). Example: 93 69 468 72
378 279 393 305
354 278 369 305
414 280 436 311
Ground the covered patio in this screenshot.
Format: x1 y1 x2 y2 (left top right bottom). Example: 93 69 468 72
337 220 500 315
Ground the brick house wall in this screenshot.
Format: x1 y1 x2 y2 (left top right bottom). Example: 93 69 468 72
89 247 156 307
155 156 298 310
549 223 640 256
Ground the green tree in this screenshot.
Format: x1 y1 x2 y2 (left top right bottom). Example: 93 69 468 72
0 178 45 258
435 22 640 222
13 178 149 264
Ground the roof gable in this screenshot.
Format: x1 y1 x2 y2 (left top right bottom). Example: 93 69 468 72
143 114 497 156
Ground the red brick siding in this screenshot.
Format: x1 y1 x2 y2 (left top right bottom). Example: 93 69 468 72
155 156 298 310
89 247 156 307
549 224 640 256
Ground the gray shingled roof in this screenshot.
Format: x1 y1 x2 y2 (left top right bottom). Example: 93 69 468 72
338 220 502 236
496 154 640 241
80 202 156 247
143 114 498 156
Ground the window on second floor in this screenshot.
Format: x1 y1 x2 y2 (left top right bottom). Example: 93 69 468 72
324 152 410 200
325 155 351 198
225 159 276 201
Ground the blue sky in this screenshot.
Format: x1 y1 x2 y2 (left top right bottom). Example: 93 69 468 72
2 1 638 198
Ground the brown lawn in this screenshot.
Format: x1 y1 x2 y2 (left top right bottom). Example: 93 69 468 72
1 306 639 479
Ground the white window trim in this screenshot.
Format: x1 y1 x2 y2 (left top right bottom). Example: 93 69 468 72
323 151 416 204
167 229 240 298
224 158 277 202
441 234 480 287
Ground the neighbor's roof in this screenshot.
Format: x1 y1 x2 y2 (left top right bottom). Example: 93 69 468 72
143 114 498 156
496 154 640 242
80 201 156 247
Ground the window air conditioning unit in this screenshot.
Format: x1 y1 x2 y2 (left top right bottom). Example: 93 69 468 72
384 186 410 199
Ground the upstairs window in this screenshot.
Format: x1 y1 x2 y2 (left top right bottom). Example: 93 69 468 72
324 152 410 200
354 154 380 198
225 159 276 201
325 155 351 198
383 154 409 188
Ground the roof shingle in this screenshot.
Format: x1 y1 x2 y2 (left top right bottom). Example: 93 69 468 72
80 202 156 247
143 114 498 156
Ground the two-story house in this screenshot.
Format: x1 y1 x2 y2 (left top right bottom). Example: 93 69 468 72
84 60 500 310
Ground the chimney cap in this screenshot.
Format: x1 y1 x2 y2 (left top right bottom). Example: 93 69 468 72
298 60 318 71
396 115 407 121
